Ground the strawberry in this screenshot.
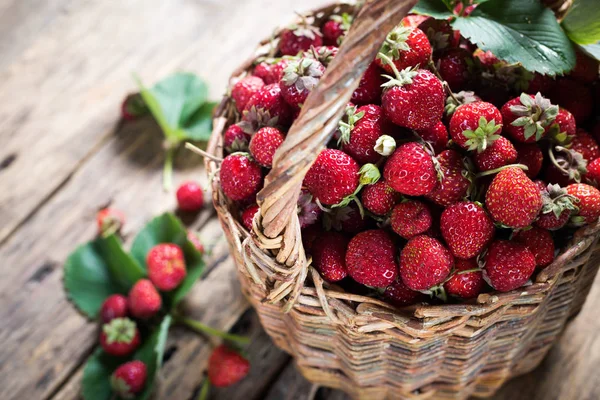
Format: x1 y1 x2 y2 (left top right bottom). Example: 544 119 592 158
97 208 125 237
571 49 599 84
376 26 432 73
248 127 285 168
111 361 147 399
401 14 430 28
351 62 384 105
224 124 251 153
525 73 555 95
120 93 147 121
586 158 600 185
241 204 259 232
297 189 322 228
440 201 494 259
571 128 600 162
444 90 482 119
324 203 368 233
474 136 517 172
444 258 485 299
147 243 187 291
390 200 433 239
279 57 325 108
381 67 444 130
100 318 141 356
483 240 536 292
187 231 205 254
416 121 448 154
322 13 352 45
301 224 321 252
340 104 385 164
513 227 555 267
384 278 425 307
128 279 162 319
278 23 323 56
418 18 460 52
219 153 263 202
361 181 401 216
345 230 398 287
425 149 470 207
550 79 593 122
515 143 543 178
551 107 576 137
436 48 471 91
253 59 289 85
100 294 128 323
400 235 453 291
485 167 543 228
176 181 204 212
311 232 349 282
304 149 360 205
473 49 500 68
566 183 600 225
208 345 250 387
231 76 265 113
545 145 588 186
449 101 502 152
242 84 293 130
304 45 339 67
383 142 437 196
501 93 558 143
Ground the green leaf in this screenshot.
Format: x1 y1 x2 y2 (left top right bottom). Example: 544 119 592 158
580 42 600 61
135 316 172 400
82 348 122 400
411 0 454 19
64 236 144 318
130 213 205 307
562 0 600 45
182 101 217 142
452 0 576 75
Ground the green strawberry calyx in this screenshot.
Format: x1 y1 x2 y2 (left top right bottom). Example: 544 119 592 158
103 318 137 344
540 183 579 219
548 146 588 183
337 104 365 146
462 116 502 153
282 58 324 92
509 92 558 141
378 25 411 61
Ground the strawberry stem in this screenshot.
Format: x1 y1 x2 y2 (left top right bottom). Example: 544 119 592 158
197 378 210 400
185 142 224 163
163 147 175 192
377 52 403 79
475 163 529 178
173 314 250 345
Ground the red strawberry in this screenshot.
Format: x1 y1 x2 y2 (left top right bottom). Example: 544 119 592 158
376 26 432 73
311 232 349 282
248 127 285 168
513 226 555 267
485 167 543 228
187 231 205 254
449 101 503 151
425 149 470 207
501 93 558 143
416 121 448 154
436 48 471 91
231 76 265 113
176 181 204 212
297 189 322 228
571 49 599 84
571 128 600 162
304 149 360 205
384 278 425 307
100 318 141 356
474 136 517 172
418 18 460 52
443 90 482 120
242 84 293 130
278 24 323 56
440 201 494 259
473 49 500 68
241 204 259 231
340 104 386 164
483 240 536 292
220 153 263 202
304 45 339 67
550 79 593 122
128 279 162 319
361 181 401 216
253 59 289 85
208 345 250 387
120 93 147 121
97 208 125 237
444 258 485 299
390 200 433 239
383 142 437 196
566 183 600 225
147 243 187 291
400 235 453 291
111 361 147 399
586 158 600 185
535 184 578 230
224 124 250 153
279 57 325 108
100 294 128 323
346 230 398 287
515 143 543 178
322 13 352 46
552 107 576 137
381 68 444 130
351 62 384 105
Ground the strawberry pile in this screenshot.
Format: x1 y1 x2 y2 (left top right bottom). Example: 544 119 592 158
219 11 600 305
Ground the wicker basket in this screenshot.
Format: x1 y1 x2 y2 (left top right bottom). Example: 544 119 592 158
205 0 600 398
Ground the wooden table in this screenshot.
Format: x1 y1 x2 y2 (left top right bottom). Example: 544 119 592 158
1 1 599 399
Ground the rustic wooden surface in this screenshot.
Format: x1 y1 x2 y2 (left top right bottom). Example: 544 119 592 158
0 1 599 399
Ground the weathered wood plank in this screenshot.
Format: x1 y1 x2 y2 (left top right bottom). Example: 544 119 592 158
264 362 318 400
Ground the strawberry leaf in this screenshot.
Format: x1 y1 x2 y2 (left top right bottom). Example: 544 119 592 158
64 235 145 318
580 42 600 61
562 0 600 45
130 213 205 308
183 101 218 142
411 0 454 19
452 0 576 75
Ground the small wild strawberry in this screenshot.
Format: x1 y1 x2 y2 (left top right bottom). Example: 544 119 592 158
219 153 263 202
444 258 485 299
425 149 470 207
361 181 401 216
147 243 187 291
248 127 285 168
100 294 128 323
128 279 162 319
390 200 433 239
384 278 425 307
279 57 325 109
483 240 536 292
376 26 432 73
111 361 147 399
440 201 494 259
241 204 259 232
346 230 398 288
449 101 502 152
100 318 141 357
97 208 125 237
304 149 360 205
231 76 265 113
383 142 437 196
176 181 204 212
311 232 349 282
501 93 558 143
566 183 600 225
208 345 250 387
279 23 323 56
513 226 555 267
400 235 453 291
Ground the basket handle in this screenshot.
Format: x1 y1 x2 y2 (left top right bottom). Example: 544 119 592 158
256 0 419 238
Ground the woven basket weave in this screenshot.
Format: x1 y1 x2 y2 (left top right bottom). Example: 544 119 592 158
206 0 600 398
